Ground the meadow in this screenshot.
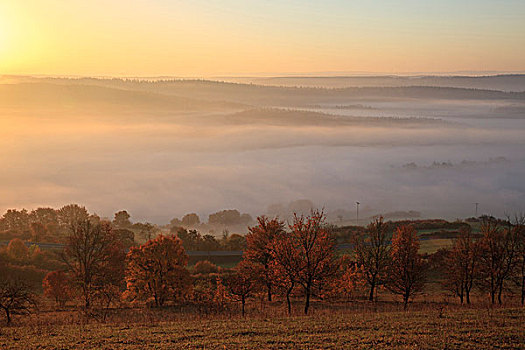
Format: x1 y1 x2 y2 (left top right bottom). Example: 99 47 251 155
1 303 523 349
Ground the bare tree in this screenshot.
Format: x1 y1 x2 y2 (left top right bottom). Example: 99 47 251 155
0 279 36 325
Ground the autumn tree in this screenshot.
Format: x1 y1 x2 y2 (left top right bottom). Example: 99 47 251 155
213 276 228 310
272 210 337 314
269 249 297 315
62 219 125 309
6 238 29 261
0 278 36 325
386 225 427 309
42 271 72 307
125 234 191 307
244 216 285 301
443 226 479 304
322 255 365 302
477 219 520 304
352 216 391 301
193 260 219 274
224 262 256 316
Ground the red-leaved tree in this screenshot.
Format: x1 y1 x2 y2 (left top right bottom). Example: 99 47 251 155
244 216 286 302
125 234 191 307
42 271 73 307
62 219 125 309
386 225 427 309
272 210 337 315
224 261 256 316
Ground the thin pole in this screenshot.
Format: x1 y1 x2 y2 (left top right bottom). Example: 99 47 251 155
356 201 360 226
475 202 479 217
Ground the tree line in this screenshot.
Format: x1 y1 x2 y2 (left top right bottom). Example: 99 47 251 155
1 210 524 324
0 205 253 252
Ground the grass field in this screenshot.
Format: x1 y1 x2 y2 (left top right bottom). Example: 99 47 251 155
1 306 523 349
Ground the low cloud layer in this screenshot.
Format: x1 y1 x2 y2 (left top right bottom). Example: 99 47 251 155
0 79 524 224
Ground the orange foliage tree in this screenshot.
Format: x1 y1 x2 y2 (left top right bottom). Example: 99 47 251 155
213 276 228 310
193 260 219 274
272 210 338 315
386 225 427 309
322 256 365 302
244 216 286 302
42 271 72 307
125 234 191 307
269 243 298 315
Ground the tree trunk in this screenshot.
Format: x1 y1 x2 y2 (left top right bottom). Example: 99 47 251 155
459 293 464 305
304 284 311 315
241 297 245 317
466 289 471 305
521 275 525 306
497 285 503 305
267 283 272 302
490 290 495 305
4 307 11 325
286 283 293 315
368 280 376 302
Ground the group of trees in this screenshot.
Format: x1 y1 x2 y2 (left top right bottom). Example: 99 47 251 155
172 227 246 251
0 205 90 243
352 218 427 308
440 216 525 305
225 212 430 313
170 210 253 229
2 209 525 325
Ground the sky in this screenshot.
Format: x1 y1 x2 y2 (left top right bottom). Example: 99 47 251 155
0 0 524 76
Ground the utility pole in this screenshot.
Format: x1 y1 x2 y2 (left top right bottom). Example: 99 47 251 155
474 202 479 217
356 201 360 226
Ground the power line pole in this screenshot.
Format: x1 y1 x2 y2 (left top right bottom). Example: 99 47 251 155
356 201 360 226
474 202 479 217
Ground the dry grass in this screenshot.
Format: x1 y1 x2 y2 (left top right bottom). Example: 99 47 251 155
1 301 523 349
